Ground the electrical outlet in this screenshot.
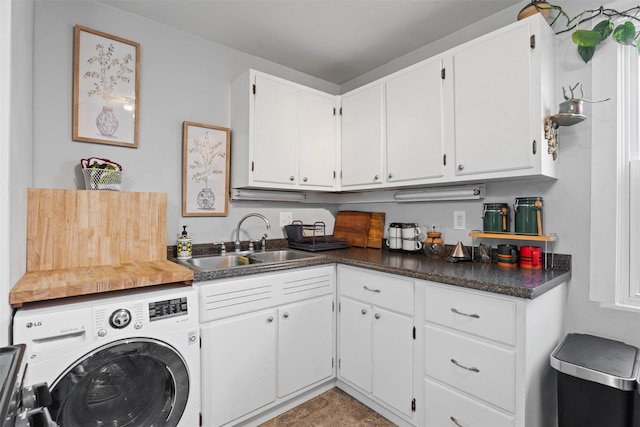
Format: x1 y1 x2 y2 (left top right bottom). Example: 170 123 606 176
279 212 293 227
453 211 466 230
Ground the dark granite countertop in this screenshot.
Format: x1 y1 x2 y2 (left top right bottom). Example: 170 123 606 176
171 242 571 300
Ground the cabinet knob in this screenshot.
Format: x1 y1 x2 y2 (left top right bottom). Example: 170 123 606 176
361 309 367 315
374 313 380 319
388 173 393 179
457 164 464 171
289 176 295 181
283 312 289 319
266 316 274 323
373 175 379 181
303 177 308 182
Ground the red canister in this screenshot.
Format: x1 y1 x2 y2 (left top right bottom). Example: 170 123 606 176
520 246 542 269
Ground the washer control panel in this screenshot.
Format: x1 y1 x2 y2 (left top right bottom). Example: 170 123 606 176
149 297 188 321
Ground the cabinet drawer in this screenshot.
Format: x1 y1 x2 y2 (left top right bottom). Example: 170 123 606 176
198 275 274 322
424 285 516 345
424 378 514 427
424 324 515 413
279 265 334 304
339 266 414 314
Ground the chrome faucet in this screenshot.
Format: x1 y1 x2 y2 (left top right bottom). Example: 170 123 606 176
235 213 271 252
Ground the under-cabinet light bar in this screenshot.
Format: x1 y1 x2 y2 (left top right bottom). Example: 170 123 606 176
231 189 307 202
393 185 485 202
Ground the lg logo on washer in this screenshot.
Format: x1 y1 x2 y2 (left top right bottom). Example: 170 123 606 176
25 321 42 328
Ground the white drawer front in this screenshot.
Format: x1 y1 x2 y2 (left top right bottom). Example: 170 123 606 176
424 378 514 427
424 285 516 345
424 324 515 413
198 276 274 322
338 266 414 314
279 265 334 304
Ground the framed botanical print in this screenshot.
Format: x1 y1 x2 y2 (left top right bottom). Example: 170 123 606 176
182 121 230 216
73 25 140 147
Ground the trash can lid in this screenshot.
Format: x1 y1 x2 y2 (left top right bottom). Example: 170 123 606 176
550 333 640 391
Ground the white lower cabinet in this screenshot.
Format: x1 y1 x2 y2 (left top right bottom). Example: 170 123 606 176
198 266 335 427
421 281 566 427
337 265 415 422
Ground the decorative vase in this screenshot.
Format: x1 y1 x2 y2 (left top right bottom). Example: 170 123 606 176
197 187 215 209
96 106 119 137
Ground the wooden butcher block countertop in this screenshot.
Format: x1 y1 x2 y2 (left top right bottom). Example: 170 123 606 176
10 189 193 307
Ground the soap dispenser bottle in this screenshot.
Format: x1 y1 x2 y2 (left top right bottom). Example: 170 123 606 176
177 226 192 259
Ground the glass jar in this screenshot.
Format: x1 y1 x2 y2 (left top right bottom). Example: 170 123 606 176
424 231 446 259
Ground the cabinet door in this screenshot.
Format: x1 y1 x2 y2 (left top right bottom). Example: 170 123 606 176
372 307 414 417
278 295 334 397
452 23 534 176
386 57 445 184
201 309 277 427
299 89 336 189
338 297 372 392
340 84 384 188
253 74 298 185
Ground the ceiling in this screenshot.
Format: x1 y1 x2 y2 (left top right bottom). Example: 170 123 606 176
99 0 522 85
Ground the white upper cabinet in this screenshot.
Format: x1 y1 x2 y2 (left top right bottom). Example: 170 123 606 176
385 56 446 185
230 70 337 191
339 82 385 189
450 14 556 180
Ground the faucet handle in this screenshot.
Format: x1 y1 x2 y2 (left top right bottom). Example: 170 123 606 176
261 234 267 251
248 240 257 252
216 241 226 255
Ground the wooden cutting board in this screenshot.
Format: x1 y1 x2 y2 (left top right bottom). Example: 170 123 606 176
367 212 386 249
333 211 371 248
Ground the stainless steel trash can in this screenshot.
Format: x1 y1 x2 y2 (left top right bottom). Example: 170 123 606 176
550 333 640 427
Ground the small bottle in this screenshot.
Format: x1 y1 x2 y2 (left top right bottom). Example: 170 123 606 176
177 226 192 259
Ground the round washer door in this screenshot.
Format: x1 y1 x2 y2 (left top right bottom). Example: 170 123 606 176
49 338 189 427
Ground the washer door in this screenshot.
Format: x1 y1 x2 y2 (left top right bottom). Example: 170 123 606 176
49 338 189 427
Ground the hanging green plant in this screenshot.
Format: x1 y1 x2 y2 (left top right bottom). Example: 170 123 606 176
529 3 640 63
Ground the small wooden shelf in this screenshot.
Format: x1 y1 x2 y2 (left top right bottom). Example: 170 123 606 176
469 232 557 242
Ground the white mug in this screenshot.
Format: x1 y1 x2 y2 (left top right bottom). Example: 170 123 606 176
401 225 421 239
386 223 403 250
403 239 423 251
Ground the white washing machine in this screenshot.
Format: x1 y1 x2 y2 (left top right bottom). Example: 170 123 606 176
12 285 200 427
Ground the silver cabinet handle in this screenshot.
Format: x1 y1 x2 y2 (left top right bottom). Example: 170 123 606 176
374 313 380 319
289 176 295 181
267 316 274 323
450 416 464 427
458 164 464 171
361 309 367 315
450 358 479 373
283 312 289 319
451 308 480 319
363 285 381 293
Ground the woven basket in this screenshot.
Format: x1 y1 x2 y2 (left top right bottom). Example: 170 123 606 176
82 168 124 191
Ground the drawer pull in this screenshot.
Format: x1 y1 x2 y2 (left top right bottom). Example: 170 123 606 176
361 309 367 315
374 313 380 319
450 358 480 373
267 316 274 323
283 312 289 319
450 416 464 427
363 285 381 293
451 308 480 319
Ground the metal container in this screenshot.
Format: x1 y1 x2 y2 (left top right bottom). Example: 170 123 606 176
514 197 543 235
482 203 510 233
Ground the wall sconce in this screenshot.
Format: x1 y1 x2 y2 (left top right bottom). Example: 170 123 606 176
393 185 485 202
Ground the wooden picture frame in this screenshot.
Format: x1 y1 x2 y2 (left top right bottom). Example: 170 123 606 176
182 121 230 216
73 25 140 147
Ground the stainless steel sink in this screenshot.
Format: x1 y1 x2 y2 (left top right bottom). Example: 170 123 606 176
179 249 317 272
247 250 314 263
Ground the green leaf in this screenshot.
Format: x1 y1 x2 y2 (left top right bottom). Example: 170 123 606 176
572 29 602 47
613 21 636 45
578 45 596 63
593 20 614 41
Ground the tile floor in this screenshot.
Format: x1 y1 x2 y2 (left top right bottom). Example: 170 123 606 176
259 388 396 427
